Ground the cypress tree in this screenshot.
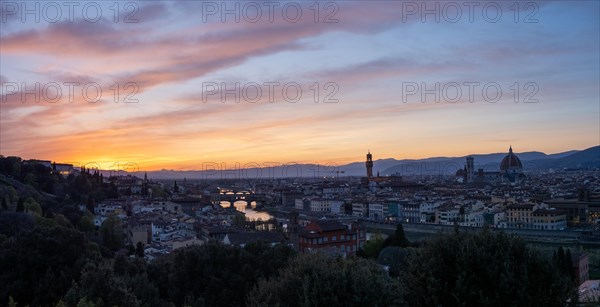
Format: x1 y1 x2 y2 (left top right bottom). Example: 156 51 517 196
16 198 24 212
565 249 575 281
86 197 95 214
135 242 145 258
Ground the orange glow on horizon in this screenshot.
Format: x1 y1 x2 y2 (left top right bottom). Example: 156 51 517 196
4 141 595 172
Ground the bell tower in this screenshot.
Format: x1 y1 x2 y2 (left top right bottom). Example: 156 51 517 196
466 156 474 183
366 151 373 177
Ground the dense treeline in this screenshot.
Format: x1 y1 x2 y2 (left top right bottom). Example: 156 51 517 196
0 211 298 307
0 156 579 306
400 230 576 306
247 253 402 306
0 213 579 307
0 220 93 306
0 156 117 210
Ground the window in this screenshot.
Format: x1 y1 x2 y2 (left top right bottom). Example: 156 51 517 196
341 235 345 240
332 236 337 241
323 237 328 242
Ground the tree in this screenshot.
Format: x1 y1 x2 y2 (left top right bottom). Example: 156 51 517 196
358 232 385 259
152 187 167 199
24 198 42 215
65 260 139 307
377 246 412 277
384 223 410 248
24 172 38 188
400 231 576 307
142 173 148 197
565 248 575 281
8 157 21 178
0 212 36 237
54 214 73 228
15 198 24 212
100 215 123 251
78 216 95 234
1 197 7 210
344 202 352 214
148 242 295 306
4 187 17 204
555 247 575 282
232 212 247 227
247 253 403 306
135 242 144 258
0 224 92 306
75 297 98 307
86 197 95 215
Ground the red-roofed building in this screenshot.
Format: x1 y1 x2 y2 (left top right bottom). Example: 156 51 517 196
298 220 365 257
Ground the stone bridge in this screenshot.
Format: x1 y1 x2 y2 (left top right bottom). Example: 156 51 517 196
211 188 269 205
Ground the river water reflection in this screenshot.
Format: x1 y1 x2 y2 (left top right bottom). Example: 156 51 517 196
219 201 273 221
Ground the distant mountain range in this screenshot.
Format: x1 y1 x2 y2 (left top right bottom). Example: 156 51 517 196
126 146 599 180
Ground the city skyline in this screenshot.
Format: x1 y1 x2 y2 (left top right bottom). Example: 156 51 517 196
1 2 599 305
10 144 597 176
1 1 599 170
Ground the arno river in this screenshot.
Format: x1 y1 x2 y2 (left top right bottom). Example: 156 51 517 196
220 200 273 221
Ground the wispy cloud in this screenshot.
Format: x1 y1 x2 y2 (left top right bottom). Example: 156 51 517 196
1 1 598 168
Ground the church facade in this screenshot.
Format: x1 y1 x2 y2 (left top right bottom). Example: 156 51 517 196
456 146 525 183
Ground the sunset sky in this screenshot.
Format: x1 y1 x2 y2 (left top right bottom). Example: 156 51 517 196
1 1 598 171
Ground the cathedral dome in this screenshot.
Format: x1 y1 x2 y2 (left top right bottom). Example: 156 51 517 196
500 146 523 171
